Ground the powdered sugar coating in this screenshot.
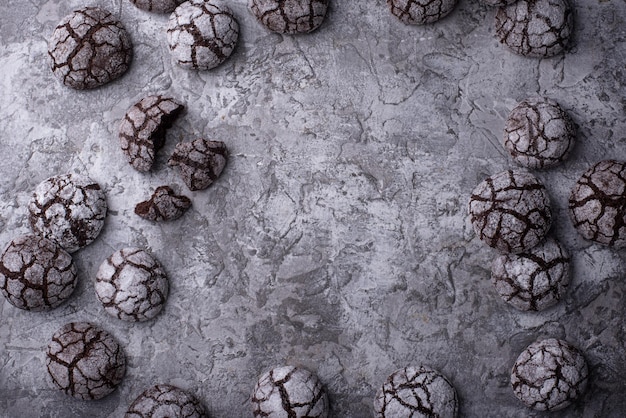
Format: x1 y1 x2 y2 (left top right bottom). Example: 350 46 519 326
95 248 168 322
168 138 228 191
504 97 575 169
491 237 570 311
252 366 328 417
28 173 107 253
468 170 552 254
46 322 126 400
511 338 588 411
135 186 191 222
374 365 458 418
167 0 239 70
387 0 458 25
249 0 329 34
0 234 77 311
495 0 573 57
126 384 208 418
569 160 626 248
48 7 132 89
130 0 186 14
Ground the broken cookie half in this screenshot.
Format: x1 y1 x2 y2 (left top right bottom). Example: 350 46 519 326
135 186 191 222
168 138 228 191
119 95 184 172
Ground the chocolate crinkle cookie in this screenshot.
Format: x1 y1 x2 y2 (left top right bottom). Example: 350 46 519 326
168 138 228 191
495 0 573 57
374 365 458 418
569 160 626 248
95 248 168 322
47 322 126 400
167 0 239 70
511 338 588 411
126 384 208 418
252 365 329 417
387 0 458 25
0 234 77 311
130 0 186 14
479 0 518 6
468 170 552 254
135 186 191 222
249 0 329 34
28 173 107 253
504 97 575 169
119 95 184 172
492 237 570 311
48 7 132 89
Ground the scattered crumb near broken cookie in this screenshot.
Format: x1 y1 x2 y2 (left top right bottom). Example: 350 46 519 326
168 138 229 191
135 186 192 222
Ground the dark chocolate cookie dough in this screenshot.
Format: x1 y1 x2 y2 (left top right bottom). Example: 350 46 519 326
387 0 458 25
249 0 329 34
126 384 208 418
168 138 228 191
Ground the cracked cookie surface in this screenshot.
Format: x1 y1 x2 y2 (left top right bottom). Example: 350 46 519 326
48 7 132 89
373 365 458 418
511 338 588 411
495 0 573 57
252 365 328 417
0 234 77 311
28 173 107 253
135 186 191 222
491 237 570 311
387 0 458 25
119 95 184 172
249 0 329 34
126 384 208 418
168 138 228 191
130 0 186 14
46 322 126 400
479 0 518 6
504 97 575 169
95 247 168 322
468 170 552 254
569 160 626 248
167 0 239 70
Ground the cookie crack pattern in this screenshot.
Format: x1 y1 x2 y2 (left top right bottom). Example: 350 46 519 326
135 186 192 222
250 0 329 34
168 139 229 191
388 0 457 25
131 0 186 14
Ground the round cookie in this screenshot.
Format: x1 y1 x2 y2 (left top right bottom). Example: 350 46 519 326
568 160 626 248
126 384 208 418
46 322 126 400
374 365 458 418
48 7 132 89
504 97 575 169
252 365 329 417
468 170 552 254
119 95 185 172
491 237 570 311
167 0 239 70
511 338 588 411
249 0 329 34
0 234 77 311
387 0 458 25
495 0 573 58
130 0 186 14
168 138 228 191
28 173 107 253
95 248 168 322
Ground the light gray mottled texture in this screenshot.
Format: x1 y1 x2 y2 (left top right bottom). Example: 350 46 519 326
0 1 625 417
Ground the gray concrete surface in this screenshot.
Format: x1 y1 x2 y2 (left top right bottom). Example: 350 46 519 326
1 0 625 416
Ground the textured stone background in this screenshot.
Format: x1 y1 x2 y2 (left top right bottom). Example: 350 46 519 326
0 0 625 417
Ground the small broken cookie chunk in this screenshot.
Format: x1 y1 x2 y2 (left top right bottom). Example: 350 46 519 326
252 366 329 417
28 173 107 253
495 0 573 58
569 160 626 248
479 0 518 6
126 384 208 418
249 0 329 34
130 0 186 14
167 0 239 70
504 97 575 169
47 322 126 400
468 170 552 254
168 138 228 191
491 237 570 311
135 186 191 222
387 0 458 25
511 338 588 411
119 95 185 172
95 247 168 322
374 365 458 418
0 234 77 311
48 7 133 89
